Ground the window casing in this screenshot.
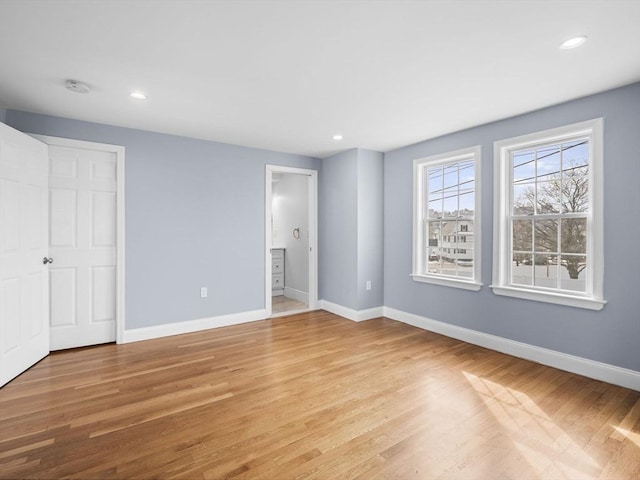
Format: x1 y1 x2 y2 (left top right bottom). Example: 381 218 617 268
412 146 482 290
492 119 605 310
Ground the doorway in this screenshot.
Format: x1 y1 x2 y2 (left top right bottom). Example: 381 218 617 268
265 165 317 317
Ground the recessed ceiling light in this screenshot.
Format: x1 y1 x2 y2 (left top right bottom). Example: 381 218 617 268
560 36 587 50
130 91 147 100
332 134 343 141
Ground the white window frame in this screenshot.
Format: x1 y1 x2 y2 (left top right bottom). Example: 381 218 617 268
492 118 606 310
412 145 482 291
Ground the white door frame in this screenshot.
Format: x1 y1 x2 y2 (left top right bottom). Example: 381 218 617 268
30 134 126 344
265 165 318 317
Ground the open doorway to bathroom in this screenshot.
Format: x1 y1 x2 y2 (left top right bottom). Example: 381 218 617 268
265 165 318 317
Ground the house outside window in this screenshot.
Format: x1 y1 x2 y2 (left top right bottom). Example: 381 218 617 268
492 119 605 310
412 146 482 291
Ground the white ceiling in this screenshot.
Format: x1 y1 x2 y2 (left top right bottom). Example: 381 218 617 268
1 1 639 158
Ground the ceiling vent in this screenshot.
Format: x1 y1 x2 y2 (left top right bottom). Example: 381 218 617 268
65 79 90 94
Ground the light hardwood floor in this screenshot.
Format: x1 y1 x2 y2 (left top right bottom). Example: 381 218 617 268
1 311 638 479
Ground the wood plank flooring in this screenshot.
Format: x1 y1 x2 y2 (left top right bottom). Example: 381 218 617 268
1 311 638 479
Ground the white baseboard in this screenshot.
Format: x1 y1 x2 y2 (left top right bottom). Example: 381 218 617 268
319 299 383 322
383 306 640 391
284 286 309 305
121 309 267 344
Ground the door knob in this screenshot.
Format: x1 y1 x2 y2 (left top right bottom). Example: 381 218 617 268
43 257 53 265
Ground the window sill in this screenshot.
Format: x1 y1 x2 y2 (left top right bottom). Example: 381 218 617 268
411 274 482 291
491 285 606 311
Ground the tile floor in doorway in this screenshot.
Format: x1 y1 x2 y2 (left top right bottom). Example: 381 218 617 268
272 295 307 313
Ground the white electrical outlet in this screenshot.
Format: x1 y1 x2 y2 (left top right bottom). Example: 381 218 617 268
200 287 208 298
366 280 372 291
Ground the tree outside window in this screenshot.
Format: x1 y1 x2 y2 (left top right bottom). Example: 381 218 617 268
510 139 590 292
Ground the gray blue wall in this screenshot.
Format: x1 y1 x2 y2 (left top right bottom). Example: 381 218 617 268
383 82 640 371
6 110 320 330
356 149 384 310
318 148 384 311
319 149 359 309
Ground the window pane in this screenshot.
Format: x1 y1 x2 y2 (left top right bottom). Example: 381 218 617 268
513 150 535 182
459 160 475 214
561 218 587 253
443 164 458 189
440 260 457 276
427 165 443 218
536 180 560 214
534 254 558 289
456 224 473 277
427 221 442 275
460 161 474 181
439 220 457 275
427 220 440 252
459 189 474 216
428 197 442 218
428 165 443 190
440 245 456 275
561 139 589 213
428 259 443 275
562 139 588 170
513 219 532 252
457 262 473 278
560 254 587 292
512 253 533 286
534 219 558 252
443 193 458 218
460 180 475 192
561 174 589 213
536 145 561 181
513 183 535 215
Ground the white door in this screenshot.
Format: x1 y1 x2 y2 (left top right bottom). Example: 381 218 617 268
47 143 118 350
0 123 50 387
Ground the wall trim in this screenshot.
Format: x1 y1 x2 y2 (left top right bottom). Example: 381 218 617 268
122 309 267 344
383 306 640 391
284 287 309 305
319 299 383 322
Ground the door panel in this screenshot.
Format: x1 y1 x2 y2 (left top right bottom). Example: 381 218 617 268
91 192 116 246
0 123 49 387
91 266 116 322
49 268 76 326
49 188 77 247
1 179 20 250
48 144 117 350
2 277 20 350
26 272 45 337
